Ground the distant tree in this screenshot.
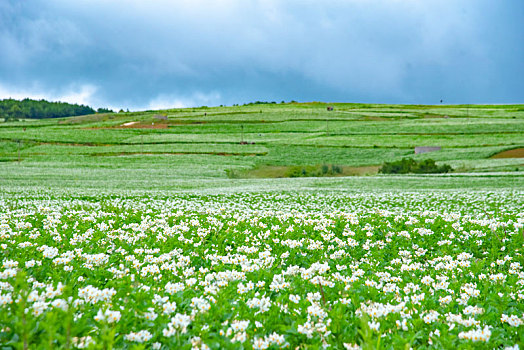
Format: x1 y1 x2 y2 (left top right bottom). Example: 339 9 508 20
97 107 114 113
9 104 23 119
0 98 95 119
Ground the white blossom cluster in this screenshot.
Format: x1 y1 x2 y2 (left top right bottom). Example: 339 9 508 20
0 191 522 348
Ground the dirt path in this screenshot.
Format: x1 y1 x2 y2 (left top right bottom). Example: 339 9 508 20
491 148 524 158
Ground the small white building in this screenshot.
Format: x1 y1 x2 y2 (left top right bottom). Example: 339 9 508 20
415 146 441 154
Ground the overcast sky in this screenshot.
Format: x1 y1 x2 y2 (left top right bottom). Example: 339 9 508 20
1 0 522 110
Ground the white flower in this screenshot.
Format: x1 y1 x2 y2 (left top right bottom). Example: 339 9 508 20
458 325 491 342
368 320 380 332
252 337 269 350
124 330 152 343
162 301 177 315
72 336 94 349
51 299 68 311
165 282 185 294
94 309 121 323
230 320 250 332
423 310 440 324
501 314 524 327
504 345 519 350
246 296 271 313
0 293 13 306
289 294 301 304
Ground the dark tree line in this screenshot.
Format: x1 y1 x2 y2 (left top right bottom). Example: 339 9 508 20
0 98 106 121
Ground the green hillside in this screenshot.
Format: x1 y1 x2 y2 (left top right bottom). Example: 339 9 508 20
1 102 523 191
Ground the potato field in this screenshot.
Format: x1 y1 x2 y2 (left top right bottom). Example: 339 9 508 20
0 191 523 349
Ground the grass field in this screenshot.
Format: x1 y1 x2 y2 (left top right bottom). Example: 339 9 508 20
0 102 523 191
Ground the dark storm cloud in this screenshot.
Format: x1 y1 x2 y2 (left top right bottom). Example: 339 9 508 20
0 0 522 109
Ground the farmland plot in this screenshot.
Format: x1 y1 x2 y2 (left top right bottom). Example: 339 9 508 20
0 191 523 349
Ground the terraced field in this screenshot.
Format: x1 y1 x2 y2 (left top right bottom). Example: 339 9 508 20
0 103 523 191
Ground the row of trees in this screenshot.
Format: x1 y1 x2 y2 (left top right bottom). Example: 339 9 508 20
0 98 112 121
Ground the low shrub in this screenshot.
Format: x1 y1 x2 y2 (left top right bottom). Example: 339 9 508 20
379 158 452 174
287 164 343 177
